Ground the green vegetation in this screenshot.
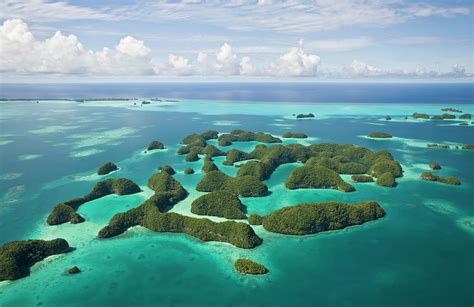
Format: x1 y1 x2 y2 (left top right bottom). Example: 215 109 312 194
296 113 315 119
427 144 450 149
184 168 195 174
286 165 355 192
221 142 401 187
97 162 118 175
0 239 70 281
157 165 176 175
385 115 391 120
99 173 262 248
351 175 374 183
431 113 456 120
282 132 308 138
420 172 461 185
463 144 474 150
218 130 282 146
248 214 264 225
191 191 246 219
196 171 268 197
47 178 141 225
68 266 80 274
459 113 471 119
429 162 441 170
234 259 268 275
147 140 165 150
201 157 219 173
412 112 430 119
177 131 222 161
376 172 396 187
262 201 385 235
368 132 392 139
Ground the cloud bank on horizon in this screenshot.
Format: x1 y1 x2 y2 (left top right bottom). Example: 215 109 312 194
0 0 472 80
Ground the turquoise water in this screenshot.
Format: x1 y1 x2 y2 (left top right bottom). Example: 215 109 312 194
0 97 473 306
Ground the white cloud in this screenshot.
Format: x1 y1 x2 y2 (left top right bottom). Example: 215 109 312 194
239 56 255 75
0 19 154 75
345 60 383 77
267 40 321 76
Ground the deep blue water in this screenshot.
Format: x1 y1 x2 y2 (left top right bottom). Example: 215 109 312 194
1 82 473 103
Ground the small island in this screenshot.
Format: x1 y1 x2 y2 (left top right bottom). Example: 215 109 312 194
97 162 118 175
420 172 461 185
191 191 246 219
147 140 165 151
384 115 392 120
262 201 385 235
157 165 176 175
427 144 450 149
184 168 194 174
429 162 441 170
234 259 268 275
441 108 462 113
431 113 456 120
282 132 308 138
351 175 374 183
296 113 315 119
218 130 282 146
286 165 355 192
462 144 474 150
201 157 219 173
376 172 396 187
412 112 430 119
0 238 70 281
47 178 141 225
248 214 264 225
368 132 392 139
68 266 81 274
459 113 471 119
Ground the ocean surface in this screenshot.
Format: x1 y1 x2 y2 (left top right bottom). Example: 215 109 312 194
0 83 473 307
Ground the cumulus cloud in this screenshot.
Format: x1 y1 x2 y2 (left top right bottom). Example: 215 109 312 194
0 19 153 75
267 40 321 77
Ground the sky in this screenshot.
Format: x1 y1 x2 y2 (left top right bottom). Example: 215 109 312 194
0 0 473 82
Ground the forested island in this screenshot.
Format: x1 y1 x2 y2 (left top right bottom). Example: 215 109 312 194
234 259 268 275
368 132 392 139
420 172 461 185
97 162 118 175
0 239 70 281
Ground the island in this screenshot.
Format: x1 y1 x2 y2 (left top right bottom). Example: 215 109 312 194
98 172 262 249
248 214 264 225
184 168 195 174
412 112 430 119
459 113 471 119
384 115 392 120
282 132 308 138
431 113 456 120
177 131 225 161
68 266 81 274
147 140 165 151
196 171 268 197
427 144 450 149
218 130 282 146
234 259 268 275
441 108 462 113
261 201 385 235
351 175 374 183
463 144 474 150
157 165 176 175
191 191 246 219
296 113 315 119
368 132 393 139
0 238 70 281
221 142 402 187
429 162 441 170
97 162 118 175
376 172 396 187
201 157 219 173
420 172 461 185
47 178 141 225
286 165 355 192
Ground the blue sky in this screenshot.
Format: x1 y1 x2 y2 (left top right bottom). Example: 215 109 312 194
0 0 472 82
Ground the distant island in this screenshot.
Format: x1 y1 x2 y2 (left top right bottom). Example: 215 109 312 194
97 162 118 175
295 113 315 119
368 132 393 139
420 172 461 185
282 132 308 138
